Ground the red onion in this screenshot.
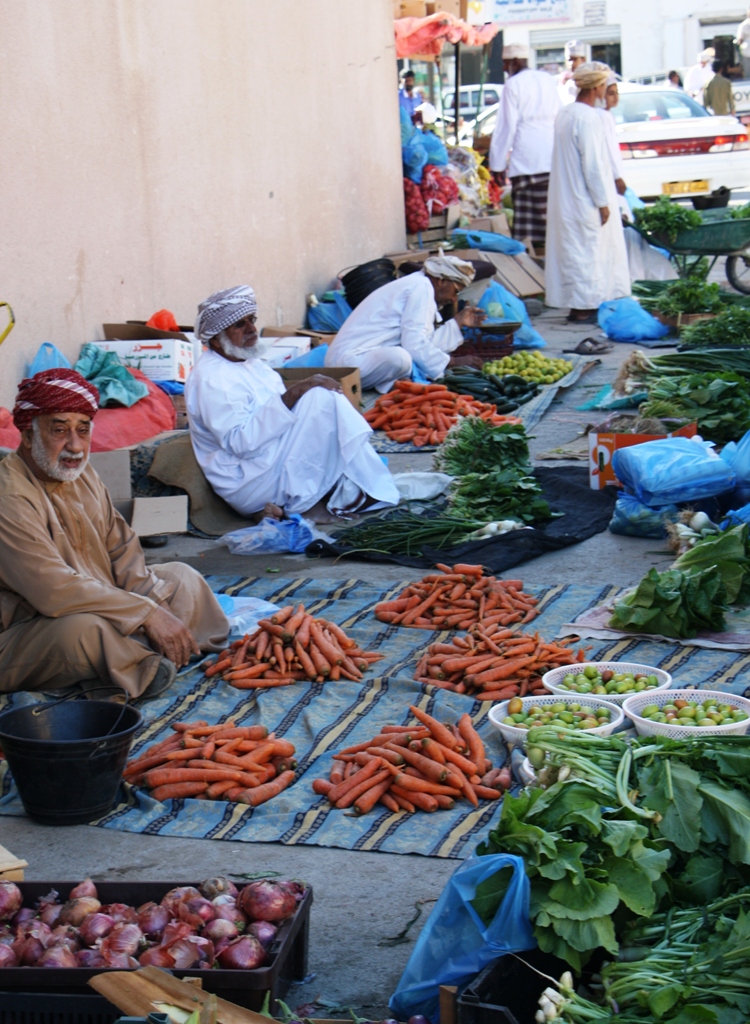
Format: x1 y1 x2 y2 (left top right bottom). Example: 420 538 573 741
0 925 14 945
138 945 175 968
39 902 63 928
12 907 36 930
0 945 18 968
160 886 200 915
202 918 238 943
50 925 81 952
18 920 52 945
159 921 193 948
79 912 115 946
280 880 306 902
69 878 98 900
101 922 143 957
178 897 217 928
169 935 214 969
213 936 233 955
13 936 45 966
100 949 135 968
76 948 107 968
100 903 137 924
38 944 78 968
0 883 22 922
248 920 277 947
59 897 101 927
200 877 238 900
137 902 170 939
213 902 247 929
238 881 296 923
217 935 266 970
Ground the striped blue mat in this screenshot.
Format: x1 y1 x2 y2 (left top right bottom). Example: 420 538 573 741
2 576 748 857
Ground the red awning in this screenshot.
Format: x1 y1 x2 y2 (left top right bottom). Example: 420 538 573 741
395 12 499 58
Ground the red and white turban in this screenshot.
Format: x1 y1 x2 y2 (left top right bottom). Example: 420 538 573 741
12 369 99 431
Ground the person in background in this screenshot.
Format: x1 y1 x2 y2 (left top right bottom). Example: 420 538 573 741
186 287 399 522
545 62 630 323
597 72 627 199
399 69 422 122
736 9 750 80
685 48 716 102
325 254 485 392
704 60 736 116
667 70 684 89
558 40 587 104
0 369 229 699
488 42 561 252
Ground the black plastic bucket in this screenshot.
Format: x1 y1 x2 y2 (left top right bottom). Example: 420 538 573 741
340 259 396 309
0 700 142 825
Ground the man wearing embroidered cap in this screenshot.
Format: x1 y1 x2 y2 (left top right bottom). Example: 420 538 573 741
325 253 485 392
0 368 229 699
559 40 587 104
489 42 561 250
186 285 400 520
685 48 716 102
545 62 630 322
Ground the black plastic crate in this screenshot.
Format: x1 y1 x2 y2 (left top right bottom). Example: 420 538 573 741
0 993 121 1024
1 881 311 1013
457 950 569 1024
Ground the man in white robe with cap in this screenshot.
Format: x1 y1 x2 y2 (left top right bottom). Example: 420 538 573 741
558 40 587 104
545 62 630 322
186 286 399 520
489 42 561 251
685 48 716 103
325 254 486 392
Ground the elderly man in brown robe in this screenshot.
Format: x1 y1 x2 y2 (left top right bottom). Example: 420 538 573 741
0 368 228 700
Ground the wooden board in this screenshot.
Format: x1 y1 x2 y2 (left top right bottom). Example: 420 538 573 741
479 251 545 298
0 842 27 881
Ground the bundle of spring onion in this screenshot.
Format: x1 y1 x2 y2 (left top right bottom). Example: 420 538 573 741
332 505 487 556
614 348 750 396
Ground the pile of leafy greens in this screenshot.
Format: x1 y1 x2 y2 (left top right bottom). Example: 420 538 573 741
638 371 750 444
478 730 750 1022
435 418 531 476
680 305 750 348
644 277 724 318
633 197 702 242
448 467 555 524
608 566 727 638
673 523 750 604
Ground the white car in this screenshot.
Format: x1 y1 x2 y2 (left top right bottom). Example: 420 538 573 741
614 84 750 199
470 83 750 199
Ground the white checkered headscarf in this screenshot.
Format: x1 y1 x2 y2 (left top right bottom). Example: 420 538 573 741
195 285 257 343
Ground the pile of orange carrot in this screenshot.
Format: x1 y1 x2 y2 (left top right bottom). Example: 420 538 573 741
204 603 383 689
312 706 511 815
124 720 297 806
363 381 521 447
414 628 589 701
374 563 539 631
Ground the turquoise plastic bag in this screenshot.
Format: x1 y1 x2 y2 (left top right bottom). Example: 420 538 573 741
478 281 546 349
613 438 736 506
609 492 678 538
451 228 525 255
27 342 71 377
598 297 670 342
74 343 149 408
389 854 534 1022
307 293 352 333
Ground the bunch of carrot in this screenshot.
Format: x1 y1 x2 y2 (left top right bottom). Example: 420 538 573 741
374 563 539 631
363 381 521 447
124 720 298 806
312 706 511 815
414 628 589 701
204 604 383 689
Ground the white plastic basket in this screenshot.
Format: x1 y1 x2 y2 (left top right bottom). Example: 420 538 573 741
487 694 624 748
622 689 750 738
542 662 672 705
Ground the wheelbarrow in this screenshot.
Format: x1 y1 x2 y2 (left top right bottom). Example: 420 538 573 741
634 210 750 293
0 302 14 346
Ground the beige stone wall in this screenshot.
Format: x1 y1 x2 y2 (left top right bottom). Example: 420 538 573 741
0 0 405 407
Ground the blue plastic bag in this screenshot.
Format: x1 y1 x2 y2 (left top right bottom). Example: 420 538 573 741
421 130 449 166
403 133 429 183
27 342 71 377
598 297 670 342
307 293 352 333
609 492 678 538
720 430 750 507
451 228 525 255
613 438 736 506
223 514 318 555
286 344 328 369
478 281 546 349
389 854 534 1022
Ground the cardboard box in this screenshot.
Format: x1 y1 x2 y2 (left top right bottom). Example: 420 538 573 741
261 325 300 338
94 339 194 382
261 344 301 369
470 213 511 236
277 367 362 410
169 393 189 430
89 450 132 502
115 496 189 536
589 422 698 490
103 322 192 343
0 843 27 882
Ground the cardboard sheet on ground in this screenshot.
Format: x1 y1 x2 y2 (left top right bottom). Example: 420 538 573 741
3 579 750 853
561 594 750 651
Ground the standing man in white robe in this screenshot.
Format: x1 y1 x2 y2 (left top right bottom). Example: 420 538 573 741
685 49 715 103
186 286 399 520
545 62 631 322
325 254 485 392
558 40 587 104
488 42 561 252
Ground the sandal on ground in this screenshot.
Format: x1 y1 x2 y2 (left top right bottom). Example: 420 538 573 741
566 311 599 324
563 337 613 355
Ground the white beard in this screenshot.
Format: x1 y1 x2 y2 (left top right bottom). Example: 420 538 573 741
31 422 89 482
216 330 271 362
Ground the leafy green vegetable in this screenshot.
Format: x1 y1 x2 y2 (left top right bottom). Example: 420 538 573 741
730 201 750 219
681 306 750 348
608 566 728 638
634 196 703 242
448 467 555 524
638 372 750 444
470 866 513 925
434 417 531 476
644 277 724 318
332 504 485 556
673 524 750 603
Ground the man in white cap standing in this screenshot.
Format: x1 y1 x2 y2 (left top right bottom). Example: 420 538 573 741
545 62 630 322
558 40 587 104
489 42 561 251
325 254 485 392
685 48 716 102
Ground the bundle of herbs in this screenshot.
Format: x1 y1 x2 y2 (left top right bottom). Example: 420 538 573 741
434 417 532 476
331 503 486 557
640 277 724 318
448 467 555 524
633 197 702 242
638 370 750 443
680 304 750 347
